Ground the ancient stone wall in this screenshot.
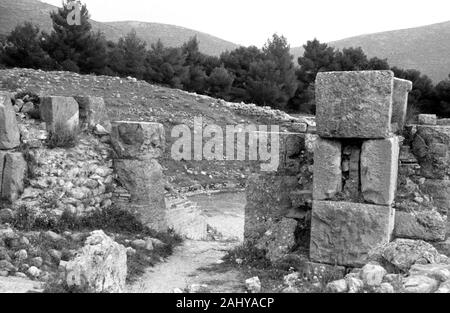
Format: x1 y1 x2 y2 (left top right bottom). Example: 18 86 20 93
0 91 168 232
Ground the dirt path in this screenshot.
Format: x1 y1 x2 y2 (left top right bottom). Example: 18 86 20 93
127 192 247 293
127 240 245 293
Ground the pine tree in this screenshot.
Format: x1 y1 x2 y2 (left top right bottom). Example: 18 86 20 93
43 0 107 73
2 22 54 69
114 30 147 79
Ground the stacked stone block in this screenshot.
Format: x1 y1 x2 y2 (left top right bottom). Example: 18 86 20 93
110 121 167 232
310 71 412 267
0 92 26 202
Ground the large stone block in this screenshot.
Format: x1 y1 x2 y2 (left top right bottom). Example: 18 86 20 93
244 173 299 243
391 78 413 132
65 230 127 293
419 179 450 215
0 92 20 149
310 201 394 267
313 138 342 200
315 70 394 138
412 125 450 179
394 210 446 242
73 96 111 132
114 158 167 231
1 152 27 202
361 137 399 205
111 121 165 160
40 96 79 132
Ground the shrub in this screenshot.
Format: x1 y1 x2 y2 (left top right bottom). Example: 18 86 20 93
46 122 79 149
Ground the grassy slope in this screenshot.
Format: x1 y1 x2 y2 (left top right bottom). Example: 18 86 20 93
291 20 450 83
0 0 239 56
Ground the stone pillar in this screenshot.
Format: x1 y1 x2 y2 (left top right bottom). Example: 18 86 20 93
110 121 167 232
40 96 79 132
310 70 409 267
0 92 20 149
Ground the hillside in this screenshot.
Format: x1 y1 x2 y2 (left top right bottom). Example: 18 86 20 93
291 20 450 83
0 68 313 193
0 0 239 56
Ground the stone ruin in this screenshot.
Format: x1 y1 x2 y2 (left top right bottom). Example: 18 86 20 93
310 70 409 267
0 91 168 232
243 69 450 271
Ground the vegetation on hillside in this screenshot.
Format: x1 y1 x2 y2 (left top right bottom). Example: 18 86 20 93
0 0 449 117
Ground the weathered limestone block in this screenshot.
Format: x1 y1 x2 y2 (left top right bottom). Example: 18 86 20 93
310 201 394 267
361 137 399 205
419 179 450 215
244 173 299 243
412 125 450 179
313 138 342 200
0 92 20 149
73 96 111 132
418 114 437 125
391 78 413 132
255 218 298 263
40 96 79 132
315 70 394 138
380 239 440 272
394 210 446 242
1 152 27 202
114 158 167 231
65 230 127 293
111 121 165 160
279 133 309 175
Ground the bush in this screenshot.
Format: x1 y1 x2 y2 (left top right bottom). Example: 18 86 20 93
46 122 79 149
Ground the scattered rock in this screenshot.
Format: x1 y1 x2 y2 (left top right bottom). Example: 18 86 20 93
403 275 439 293
360 263 387 287
326 279 348 293
245 277 261 293
65 230 127 293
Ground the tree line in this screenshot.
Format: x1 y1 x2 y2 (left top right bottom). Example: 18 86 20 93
0 0 449 117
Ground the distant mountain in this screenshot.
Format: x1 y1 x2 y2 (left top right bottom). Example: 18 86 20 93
291 21 450 83
0 0 239 56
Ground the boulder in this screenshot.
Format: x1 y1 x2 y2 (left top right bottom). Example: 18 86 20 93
315 70 394 138
111 121 165 160
394 210 446 242
0 92 20 149
381 239 441 272
403 275 439 293
310 201 394 267
326 279 348 293
65 230 127 293
245 277 261 293
360 263 387 287
409 263 450 282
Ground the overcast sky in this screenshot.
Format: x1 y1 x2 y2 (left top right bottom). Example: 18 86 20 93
40 0 450 47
